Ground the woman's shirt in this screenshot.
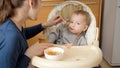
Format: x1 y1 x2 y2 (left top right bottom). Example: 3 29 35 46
0 19 44 68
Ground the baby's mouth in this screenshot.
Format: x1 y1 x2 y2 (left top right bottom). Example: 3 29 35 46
69 27 74 31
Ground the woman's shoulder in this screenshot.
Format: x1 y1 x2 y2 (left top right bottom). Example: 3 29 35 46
0 19 20 37
0 30 20 49
2 29 20 41
0 27 20 43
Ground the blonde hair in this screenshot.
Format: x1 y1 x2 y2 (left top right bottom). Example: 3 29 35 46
73 10 91 26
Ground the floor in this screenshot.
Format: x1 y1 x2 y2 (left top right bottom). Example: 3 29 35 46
28 59 120 68
100 59 120 68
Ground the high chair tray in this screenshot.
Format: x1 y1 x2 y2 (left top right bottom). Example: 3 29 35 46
32 45 102 68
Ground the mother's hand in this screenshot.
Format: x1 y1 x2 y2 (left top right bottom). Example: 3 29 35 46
25 42 52 59
42 15 63 28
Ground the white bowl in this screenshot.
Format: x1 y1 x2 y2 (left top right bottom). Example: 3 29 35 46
44 47 64 61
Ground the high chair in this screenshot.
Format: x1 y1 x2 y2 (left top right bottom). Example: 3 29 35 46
32 1 102 68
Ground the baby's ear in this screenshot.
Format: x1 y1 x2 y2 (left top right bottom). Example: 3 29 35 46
83 25 88 31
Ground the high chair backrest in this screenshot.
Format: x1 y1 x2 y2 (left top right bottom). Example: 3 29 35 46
44 1 98 45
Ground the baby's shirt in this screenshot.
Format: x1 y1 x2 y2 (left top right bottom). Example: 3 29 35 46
48 23 87 46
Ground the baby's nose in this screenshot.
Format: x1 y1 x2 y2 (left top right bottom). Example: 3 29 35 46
71 23 76 27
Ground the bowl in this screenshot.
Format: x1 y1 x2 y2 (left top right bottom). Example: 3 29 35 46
44 47 64 61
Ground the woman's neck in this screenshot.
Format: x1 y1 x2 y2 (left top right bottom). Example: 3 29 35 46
10 8 28 31
11 17 25 31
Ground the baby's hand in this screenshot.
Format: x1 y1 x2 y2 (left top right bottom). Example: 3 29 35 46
65 43 73 48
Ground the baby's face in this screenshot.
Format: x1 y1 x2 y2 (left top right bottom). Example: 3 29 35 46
68 14 88 35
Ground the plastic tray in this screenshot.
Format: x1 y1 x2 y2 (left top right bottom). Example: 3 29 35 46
32 45 102 68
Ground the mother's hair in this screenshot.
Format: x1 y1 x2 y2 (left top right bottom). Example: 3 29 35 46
0 0 38 24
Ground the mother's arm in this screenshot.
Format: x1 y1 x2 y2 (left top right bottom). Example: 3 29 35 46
23 24 44 39
23 15 63 39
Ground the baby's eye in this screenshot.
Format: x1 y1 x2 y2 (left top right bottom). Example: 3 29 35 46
76 23 80 25
70 21 73 23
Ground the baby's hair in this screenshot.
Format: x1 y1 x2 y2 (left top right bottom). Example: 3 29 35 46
73 10 91 26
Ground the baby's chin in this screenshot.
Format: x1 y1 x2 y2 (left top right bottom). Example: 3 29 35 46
69 30 81 35
69 30 78 35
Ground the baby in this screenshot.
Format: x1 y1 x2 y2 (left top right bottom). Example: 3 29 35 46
48 10 91 46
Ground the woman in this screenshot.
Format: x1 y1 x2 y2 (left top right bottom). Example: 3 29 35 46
0 0 63 68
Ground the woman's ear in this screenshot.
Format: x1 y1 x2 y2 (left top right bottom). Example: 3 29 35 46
83 25 88 31
28 0 35 8
28 0 32 7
